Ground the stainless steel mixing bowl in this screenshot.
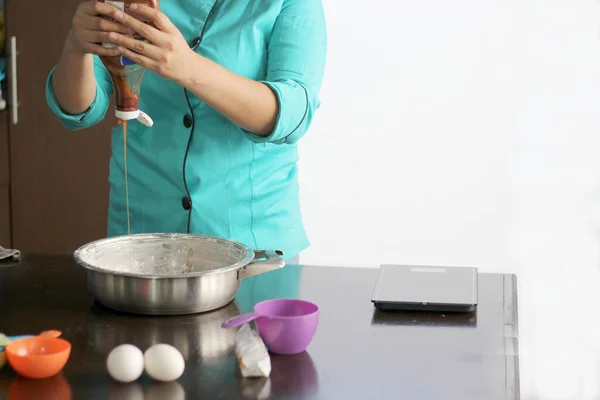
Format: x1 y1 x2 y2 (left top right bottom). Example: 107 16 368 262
73 233 285 315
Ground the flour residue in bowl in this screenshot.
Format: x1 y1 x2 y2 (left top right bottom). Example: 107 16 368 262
77 234 251 277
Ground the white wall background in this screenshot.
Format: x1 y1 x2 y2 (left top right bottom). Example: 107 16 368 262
300 0 600 271
298 1 600 399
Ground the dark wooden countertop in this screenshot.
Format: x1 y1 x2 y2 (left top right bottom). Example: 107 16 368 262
0 254 519 399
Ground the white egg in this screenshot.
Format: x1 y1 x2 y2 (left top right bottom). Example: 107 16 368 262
144 344 185 382
106 344 144 383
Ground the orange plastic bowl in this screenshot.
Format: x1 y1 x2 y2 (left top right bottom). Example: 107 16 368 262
6 337 71 379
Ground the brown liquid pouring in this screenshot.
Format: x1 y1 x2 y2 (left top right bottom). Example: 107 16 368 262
97 0 160 235
118 119 131 234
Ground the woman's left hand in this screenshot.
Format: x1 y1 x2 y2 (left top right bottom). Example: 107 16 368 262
108 4 196 85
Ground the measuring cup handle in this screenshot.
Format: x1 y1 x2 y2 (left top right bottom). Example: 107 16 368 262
38 330 62 338
221 312 261 329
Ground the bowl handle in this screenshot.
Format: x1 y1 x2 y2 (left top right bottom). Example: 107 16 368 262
239 250 285 280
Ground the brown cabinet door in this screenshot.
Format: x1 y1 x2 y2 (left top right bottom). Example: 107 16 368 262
0 186 10 247
7 0 113 254
0 110 10 247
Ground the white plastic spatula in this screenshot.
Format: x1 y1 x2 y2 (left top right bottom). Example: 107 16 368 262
235 324 271 378
0 246 20 260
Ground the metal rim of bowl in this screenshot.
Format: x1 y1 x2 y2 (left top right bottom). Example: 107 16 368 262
73 233 256 279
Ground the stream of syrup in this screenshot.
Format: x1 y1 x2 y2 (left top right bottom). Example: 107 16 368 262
119 119 131 235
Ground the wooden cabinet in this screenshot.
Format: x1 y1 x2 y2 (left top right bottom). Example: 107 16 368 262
0 111 9 246
1 0 113 253
0 186 9 247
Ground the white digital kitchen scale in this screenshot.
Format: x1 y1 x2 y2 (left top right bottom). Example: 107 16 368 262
371 264 478 312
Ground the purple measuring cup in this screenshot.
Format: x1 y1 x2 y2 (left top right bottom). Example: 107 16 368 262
222 299 319 355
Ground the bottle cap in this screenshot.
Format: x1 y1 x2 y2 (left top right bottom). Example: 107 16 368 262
115 110 140 121
137 110 154 127
115 109 154 127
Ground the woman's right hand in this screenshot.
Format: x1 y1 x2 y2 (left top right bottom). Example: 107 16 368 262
66 1 132 56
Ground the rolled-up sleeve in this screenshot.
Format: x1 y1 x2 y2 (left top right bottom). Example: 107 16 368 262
245 0 327 145
45 55 113 131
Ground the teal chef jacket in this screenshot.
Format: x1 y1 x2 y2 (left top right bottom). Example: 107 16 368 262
45 0 327 258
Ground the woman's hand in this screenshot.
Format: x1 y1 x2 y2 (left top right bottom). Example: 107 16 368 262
68 1 132 56
107 3 278 136
107 4 196 84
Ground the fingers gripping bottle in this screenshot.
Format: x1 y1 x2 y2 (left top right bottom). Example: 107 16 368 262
97 0 159 126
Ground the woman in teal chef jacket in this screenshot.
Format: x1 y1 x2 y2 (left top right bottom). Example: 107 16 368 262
46 0 326 261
